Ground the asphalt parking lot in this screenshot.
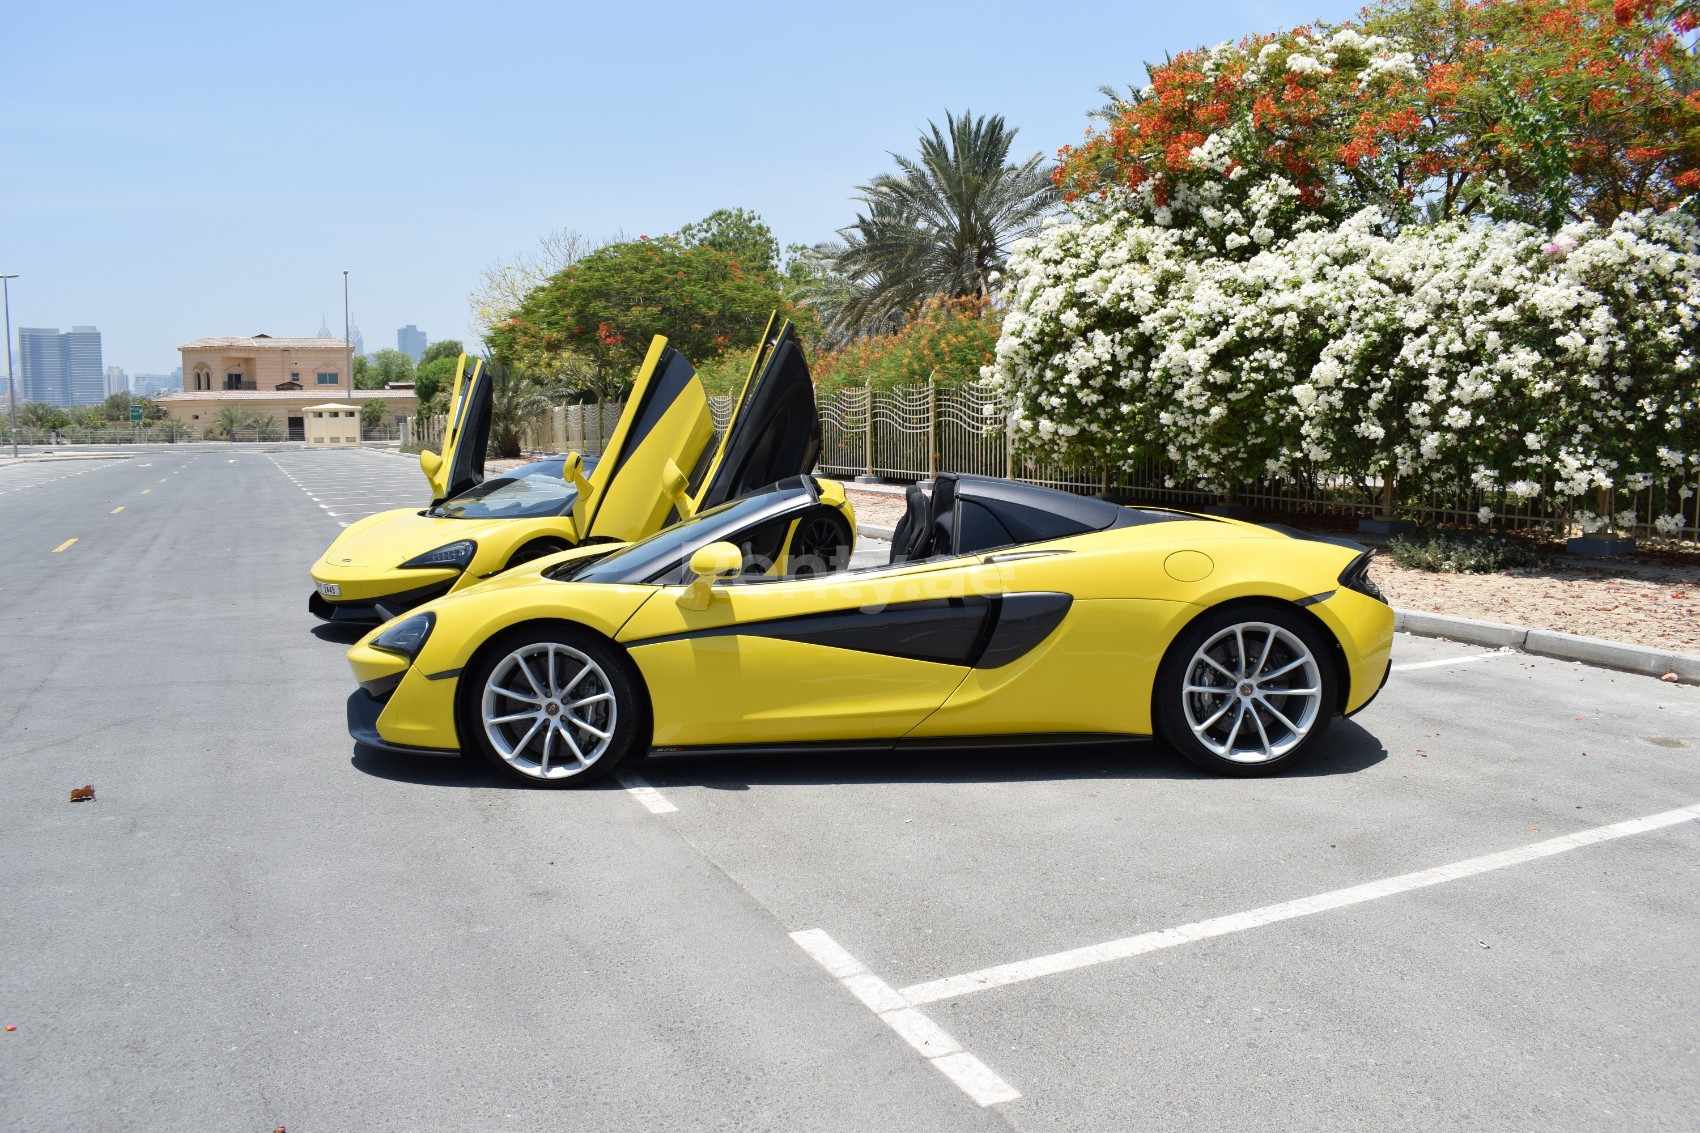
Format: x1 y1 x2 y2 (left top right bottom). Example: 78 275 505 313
2 446 1696 1132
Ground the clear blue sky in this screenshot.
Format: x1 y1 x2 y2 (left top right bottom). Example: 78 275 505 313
5 0 1363 376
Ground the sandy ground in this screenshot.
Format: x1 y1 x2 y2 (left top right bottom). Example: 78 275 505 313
1373 560 1700 652
844 488 1700 654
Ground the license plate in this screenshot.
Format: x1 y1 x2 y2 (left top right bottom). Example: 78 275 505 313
316 581 341 597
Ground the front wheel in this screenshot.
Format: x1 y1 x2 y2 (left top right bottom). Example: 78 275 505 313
1154 604 1337 777
464 626 645 787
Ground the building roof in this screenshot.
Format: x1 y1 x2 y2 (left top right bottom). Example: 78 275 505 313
179 335 350 351
305 402 361 410
155 388 418 402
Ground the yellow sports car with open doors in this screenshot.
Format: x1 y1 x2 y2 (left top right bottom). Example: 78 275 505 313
345 472 1395 784
310 317 832 623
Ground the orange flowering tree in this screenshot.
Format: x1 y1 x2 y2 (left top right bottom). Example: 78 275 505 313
808 296 1002 394
1056 0 1700 242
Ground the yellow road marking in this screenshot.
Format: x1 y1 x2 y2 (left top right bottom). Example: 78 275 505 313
52 538 77 553
159 478 166 483
140 489 150 494
111 506 124 514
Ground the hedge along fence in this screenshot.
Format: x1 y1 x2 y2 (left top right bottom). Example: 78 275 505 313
813 380 1700 545
987 202 1700 543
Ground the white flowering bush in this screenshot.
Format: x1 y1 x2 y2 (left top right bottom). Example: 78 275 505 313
986 200 1700 525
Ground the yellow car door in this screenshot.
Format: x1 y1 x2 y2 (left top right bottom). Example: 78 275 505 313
573 337 716 544
418 354 488 505
617 557 1008 748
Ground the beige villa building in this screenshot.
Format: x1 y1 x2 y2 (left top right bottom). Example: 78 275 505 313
161 335 419 439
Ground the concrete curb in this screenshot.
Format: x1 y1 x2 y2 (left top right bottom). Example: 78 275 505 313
1393 608 1700 683
858 523 896 541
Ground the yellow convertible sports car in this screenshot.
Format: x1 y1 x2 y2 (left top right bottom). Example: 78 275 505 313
310 317 832 623
345 472 1396 784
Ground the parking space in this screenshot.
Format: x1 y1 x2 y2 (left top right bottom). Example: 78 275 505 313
6 451 1696 1130
268 447 424 526
633 634 1700 1127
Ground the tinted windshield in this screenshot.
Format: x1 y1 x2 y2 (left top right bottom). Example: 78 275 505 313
549 477 814 585
436 456 596 520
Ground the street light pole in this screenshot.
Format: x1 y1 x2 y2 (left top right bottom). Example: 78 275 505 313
342 269 352 403
2 274 18 459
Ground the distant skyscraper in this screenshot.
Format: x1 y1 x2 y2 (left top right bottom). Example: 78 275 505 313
397 324 426 363
349 324 365 358
132 372 175 398
317 315 333 339
106 365 129 396
17 326 105 406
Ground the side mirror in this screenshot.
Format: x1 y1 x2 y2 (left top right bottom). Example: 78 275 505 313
677 541 743 610
419 448 443 479
662 459 696 520
561 451 593 497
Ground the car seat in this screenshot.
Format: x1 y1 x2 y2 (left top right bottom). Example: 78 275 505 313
889 474 961 563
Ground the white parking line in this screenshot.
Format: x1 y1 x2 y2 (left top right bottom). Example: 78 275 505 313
791 929 1020 1107
898 800 1700 1006
1392 648 1515 673
615 772 678 814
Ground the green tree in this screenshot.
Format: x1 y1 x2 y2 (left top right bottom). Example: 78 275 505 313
678 207 781 273
413 355 457 403
363 348 414 389
351 355 371 388
833 111 1057 335
419 339 464 366
486 364 552 459
209 406 251 440
97 391 166 423
360 399 388 431
490 235 791 402
17 402 69 431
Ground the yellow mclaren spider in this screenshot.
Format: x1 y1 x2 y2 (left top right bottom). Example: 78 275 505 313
309 316 833 623
345 472 1396 784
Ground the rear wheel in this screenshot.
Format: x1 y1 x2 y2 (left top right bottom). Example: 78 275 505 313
464 626 644 787
1154 604 1336 777
786 509 852 577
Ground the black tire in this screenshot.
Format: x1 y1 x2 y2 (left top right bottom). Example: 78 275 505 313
787 509 853 577
1153 603 1338 777
461 624 646 788
505 538 570 571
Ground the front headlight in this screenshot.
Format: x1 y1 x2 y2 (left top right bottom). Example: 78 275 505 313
399 540 476 571
370 612 436 660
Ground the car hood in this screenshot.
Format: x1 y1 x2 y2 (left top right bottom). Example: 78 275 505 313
319 508 536 570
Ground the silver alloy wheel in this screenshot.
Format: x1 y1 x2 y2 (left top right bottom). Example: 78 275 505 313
481 642 617 780
1180 621 1322 764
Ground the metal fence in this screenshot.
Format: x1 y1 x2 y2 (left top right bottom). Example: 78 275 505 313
413 383 1700 544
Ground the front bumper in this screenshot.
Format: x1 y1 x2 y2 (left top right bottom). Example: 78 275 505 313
309 577 457 624
346 690 461 758
1344 657 1393 718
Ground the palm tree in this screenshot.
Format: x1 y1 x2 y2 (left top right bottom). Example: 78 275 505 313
210 406 250 441
830 111 1057 337
487 363 553 458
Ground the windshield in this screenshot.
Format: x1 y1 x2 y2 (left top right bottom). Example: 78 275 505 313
548 477 815 585
434 456 597 520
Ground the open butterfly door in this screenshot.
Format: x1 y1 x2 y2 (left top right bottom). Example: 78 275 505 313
573 336 717 543
418 354 490 505
690 316 822 514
